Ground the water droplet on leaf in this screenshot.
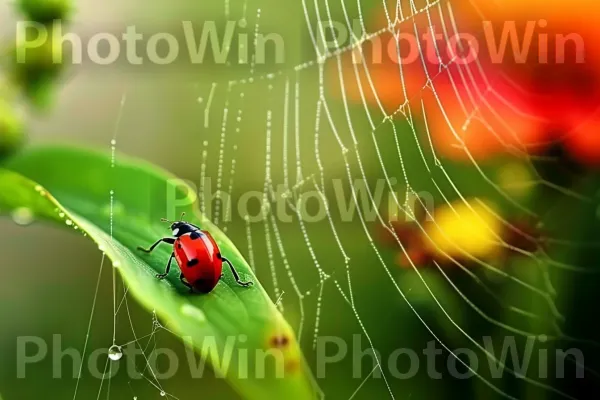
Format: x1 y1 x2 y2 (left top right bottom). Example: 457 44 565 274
12 207 34 226
180 304 206 322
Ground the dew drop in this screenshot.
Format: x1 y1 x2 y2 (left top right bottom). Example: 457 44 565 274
203 140 209 146
102 201 125 217
110 139 116 146
160 391 166 397
180 304 206 322
58 212 65 218
114 201 125 215
12 207 34 226
108 344 123 361
65 219 73 226
113 261 121 268
34 185 46 196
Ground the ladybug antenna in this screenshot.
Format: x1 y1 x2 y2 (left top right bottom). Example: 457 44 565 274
160 218 172 224
180 212 186 221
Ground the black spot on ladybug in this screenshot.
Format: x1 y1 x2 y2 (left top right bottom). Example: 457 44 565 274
177 243 182 249
190 231 201 240
194 278 213 293
187 259 199 267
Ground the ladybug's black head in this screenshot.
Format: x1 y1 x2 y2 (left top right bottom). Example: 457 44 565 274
170 221 198 237
161 213 200 237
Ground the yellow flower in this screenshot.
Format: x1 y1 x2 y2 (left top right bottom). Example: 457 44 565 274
424 200 503 261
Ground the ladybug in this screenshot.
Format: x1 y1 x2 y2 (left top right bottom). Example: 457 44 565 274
137 213 252 293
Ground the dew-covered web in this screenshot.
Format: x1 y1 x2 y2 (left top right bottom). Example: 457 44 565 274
66 90 183 400
71 0 600 399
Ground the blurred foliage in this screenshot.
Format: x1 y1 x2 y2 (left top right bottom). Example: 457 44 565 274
11 27 65 108
17 0 72 23
0 100 24 159
0 0 71 158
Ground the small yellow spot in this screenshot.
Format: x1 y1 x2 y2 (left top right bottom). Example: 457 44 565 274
497 162 533 198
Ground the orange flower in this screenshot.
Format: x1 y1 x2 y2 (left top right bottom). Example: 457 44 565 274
333 0 600 164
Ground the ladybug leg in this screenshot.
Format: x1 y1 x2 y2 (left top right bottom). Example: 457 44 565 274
180 273 194 293
222 257 253 287
137 237 175 253
156 253 175 279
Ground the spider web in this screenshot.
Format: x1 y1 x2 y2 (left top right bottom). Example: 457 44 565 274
68 0 600 399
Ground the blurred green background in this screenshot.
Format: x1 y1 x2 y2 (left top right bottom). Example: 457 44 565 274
1 0 599 399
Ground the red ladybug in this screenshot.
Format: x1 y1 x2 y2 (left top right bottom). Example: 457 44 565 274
138 213 252 293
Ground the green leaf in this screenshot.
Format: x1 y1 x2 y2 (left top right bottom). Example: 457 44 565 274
1 146 320 400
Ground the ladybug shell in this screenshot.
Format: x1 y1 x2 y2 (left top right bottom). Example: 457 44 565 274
174 231 223 293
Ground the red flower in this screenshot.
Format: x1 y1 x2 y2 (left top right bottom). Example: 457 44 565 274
333 0 600 164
